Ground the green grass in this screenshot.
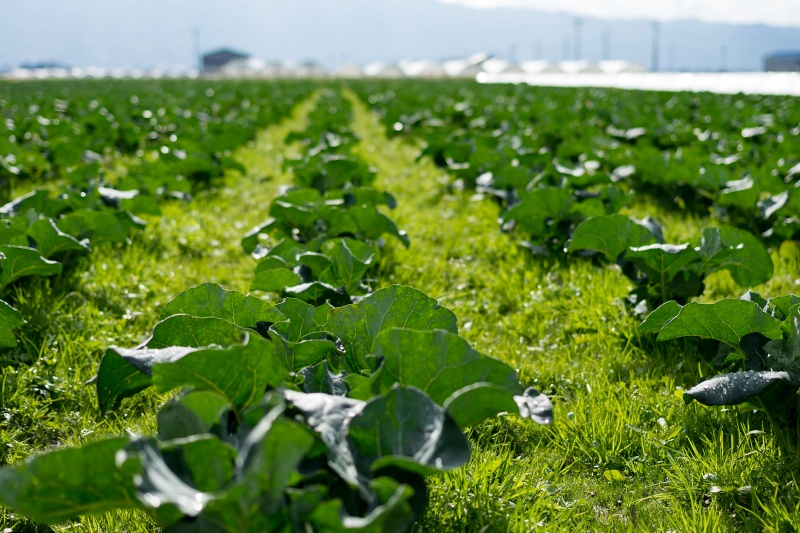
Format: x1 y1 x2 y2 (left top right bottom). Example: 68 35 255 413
347 91 800 532
3 85 800 532
0 93 319 532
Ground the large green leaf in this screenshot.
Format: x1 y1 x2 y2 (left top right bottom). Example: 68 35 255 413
684 370 793 406
328 285 458 372
698 227 773 288
0 298 24 348
767 294 800 320
58 210 144 244
152 334 287 409
146 315 244 349
269 299 335 371
638 300 682 334
98 334 285 412
27 218 91 258
118 438 214 525
348 386 471 477
283 389 365 487
442 383 521 428
284 281 350 306
160 435 236 494
296 251 332 278
500 187 572 238
236 409 315 509
242 219 273 255
270 189 323 232
97 345 200 412
167 412 315 532
0 215 29 246
320 239 374 294
626 243 700 284
0 245 62 289
251 268 304 293
300 360 350 395
328 207 410 248
656 300 784 348
157 391 231 441
567 215 657 259
0 437 139 524
308 478 415 533
371 328 521 404
0 189 67 219
763 314 800 375
158 282 284 328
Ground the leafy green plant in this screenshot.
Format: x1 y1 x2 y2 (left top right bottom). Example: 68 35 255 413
640 292 800 453
0 81 316 350
352 80 800 245
242 91 409 308
498 185 627 255
0 283 552 531
567 214 773 313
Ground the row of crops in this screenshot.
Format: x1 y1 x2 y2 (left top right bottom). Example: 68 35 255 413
0 80 313 198
0 86 552 531
351 80 800 454
0 81 318 352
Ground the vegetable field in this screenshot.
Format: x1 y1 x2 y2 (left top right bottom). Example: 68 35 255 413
1 79 800 532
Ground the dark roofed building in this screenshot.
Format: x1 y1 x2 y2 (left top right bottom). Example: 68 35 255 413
765 52 800 72
202 49 250 76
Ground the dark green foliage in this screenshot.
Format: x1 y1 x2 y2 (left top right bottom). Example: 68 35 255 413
243 90 409 309
353 80 800 245
1 282 552 530
568 215 773 312
0 81 316 350
641 293 800 453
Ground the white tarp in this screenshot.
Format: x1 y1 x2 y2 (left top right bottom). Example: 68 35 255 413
477 71 800 96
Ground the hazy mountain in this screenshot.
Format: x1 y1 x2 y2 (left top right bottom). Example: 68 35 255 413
2 0 798 71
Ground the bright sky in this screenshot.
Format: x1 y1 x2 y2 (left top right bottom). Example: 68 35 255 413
439 0 800 28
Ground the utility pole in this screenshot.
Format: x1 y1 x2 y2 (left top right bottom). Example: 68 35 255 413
602 30 610 61
193 27 201 75
509 42 518 64
573 17 583 60
651 21 660 72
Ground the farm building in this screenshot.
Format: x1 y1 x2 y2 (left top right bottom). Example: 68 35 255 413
202 49 250 76
764 52 800 72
